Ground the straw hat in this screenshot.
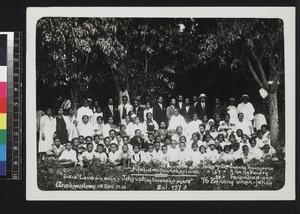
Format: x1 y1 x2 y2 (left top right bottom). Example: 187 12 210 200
198 93 207 99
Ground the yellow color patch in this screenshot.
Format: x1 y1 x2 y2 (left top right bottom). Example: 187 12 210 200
0 114 6 129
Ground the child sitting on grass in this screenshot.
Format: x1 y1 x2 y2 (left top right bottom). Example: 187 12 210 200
93 144 107 164
78 143 95 167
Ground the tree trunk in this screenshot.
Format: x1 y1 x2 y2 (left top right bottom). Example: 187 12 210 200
70 87 79 113
268 90 279 147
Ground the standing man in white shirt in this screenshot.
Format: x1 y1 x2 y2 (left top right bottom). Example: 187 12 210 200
118 96 133 125
76 99 93 123
237 94 255 123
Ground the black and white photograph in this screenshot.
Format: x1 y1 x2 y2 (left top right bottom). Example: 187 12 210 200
26 7 295 200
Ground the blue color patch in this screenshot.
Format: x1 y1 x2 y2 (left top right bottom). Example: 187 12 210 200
0 145 6 161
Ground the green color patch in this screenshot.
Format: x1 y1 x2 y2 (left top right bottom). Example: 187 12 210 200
0 129 6 145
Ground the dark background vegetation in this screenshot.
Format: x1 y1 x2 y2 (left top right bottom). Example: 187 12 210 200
0 0 298 214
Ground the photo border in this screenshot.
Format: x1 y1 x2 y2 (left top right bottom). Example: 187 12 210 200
26 6 295 200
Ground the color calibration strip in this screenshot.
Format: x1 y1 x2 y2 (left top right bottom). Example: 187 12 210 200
0 32 22 180
0 34 7 176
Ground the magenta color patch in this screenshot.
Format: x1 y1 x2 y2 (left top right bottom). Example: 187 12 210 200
0 82 7 98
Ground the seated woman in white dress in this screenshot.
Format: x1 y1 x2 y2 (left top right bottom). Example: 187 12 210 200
185 113 202 140
235 113 252 137
168 109 186 135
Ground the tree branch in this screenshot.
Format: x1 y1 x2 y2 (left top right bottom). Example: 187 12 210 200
245 56 265 89
248 46 268 86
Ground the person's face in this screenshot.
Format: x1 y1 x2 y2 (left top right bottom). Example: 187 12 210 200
104 139 111 147
176 127 183 134
97 117 103 124
225 148 230 154
158 97 163 104
218 135 224 142
122 97 128 104
73 139 79 147
109 131 116 139
250 140 256 148
46 109 52 116
192 134 198 141
123 138 129 145
162 147 168 154
215 114 221 121
97 146 104 153
193 96 197 103
147 113 153 120
261 126 267 133
171 99 176 105
165 139 171 145
78 137 84 144
116 135 122 142
209 121 215 126
54 139 61 147
122 145 128 153
148 146 154 152
96 107 101 113
111 145 117 152
199 126 205 133
133 147 139 154
83 100 89 107
82 116 89 124
125 115 130 123
215 98 220 105
203 116 208 122
200 147 206 153
258 132 263 139
243 147 249 154
94 137 100 143
121 126 126 131
200 97 206 102
229 137 235 143
178 95 183 102
156 137 162 143
148 135 154 141
171 141 177 149
94 101 99 107
237 130 243 137
58 108 64 116
108 99 114 105
264 146 270 153
154 143 160 151
242 98 248 104
238 113 244 121
160 122 166 129
146 102 151 109
193 114 198 121
179 143 185 151
66 143 72 151
68 108 73 115
210 126 216 132
192 145 198 151
86 138 92 144
134 100 139 107
233 144 239 151
135 117 140 124
185 98 190 105
242 135 248 142
87 144 93 152
205 136 211 142
108 117 114 124
136 130 141 138
225 115 230 122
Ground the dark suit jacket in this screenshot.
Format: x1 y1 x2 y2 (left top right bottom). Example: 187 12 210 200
176 102 184 114
153 102 166 125
196 102 210 119
181 105 195 123
130 136 146 149
133 106 144 122
103 105 120 124
213 104 227 119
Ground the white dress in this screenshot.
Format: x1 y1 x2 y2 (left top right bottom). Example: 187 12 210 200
68 115 78 141
38 115 55 153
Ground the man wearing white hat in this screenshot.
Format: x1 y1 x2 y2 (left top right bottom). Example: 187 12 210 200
195 93 209 120
237 94 255 123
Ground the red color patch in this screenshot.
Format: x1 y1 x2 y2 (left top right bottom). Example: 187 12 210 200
0 98 6 113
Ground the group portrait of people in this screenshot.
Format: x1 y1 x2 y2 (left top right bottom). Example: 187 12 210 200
36 92 279 169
